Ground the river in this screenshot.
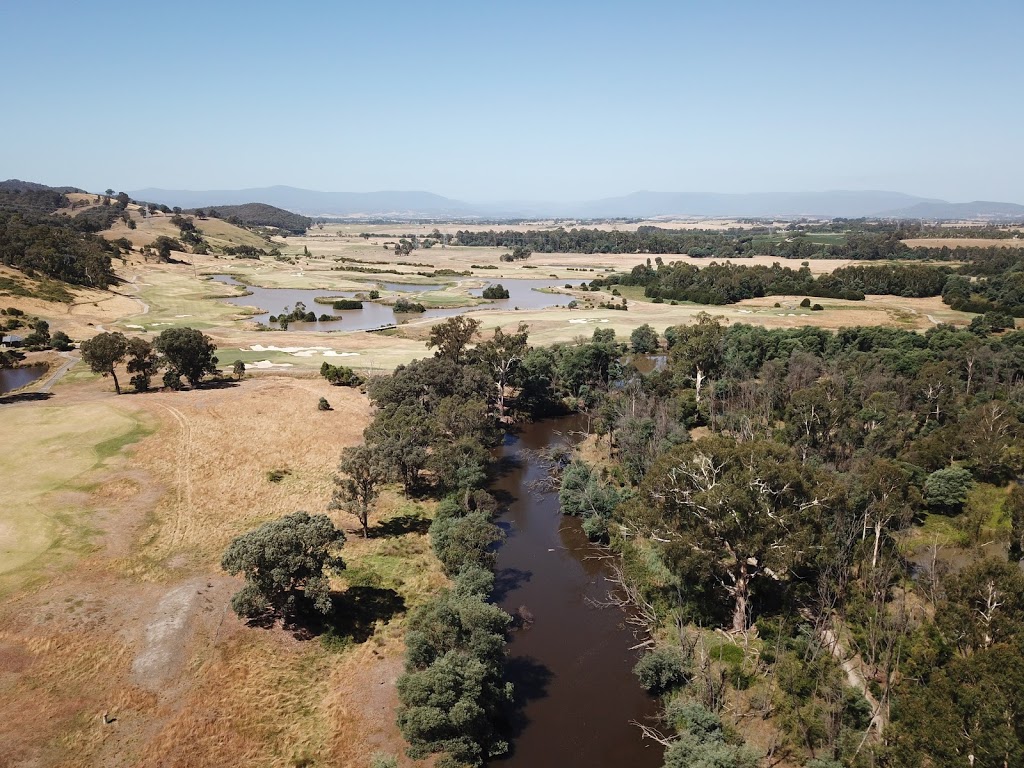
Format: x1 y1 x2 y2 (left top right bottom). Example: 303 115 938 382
491 418 664 768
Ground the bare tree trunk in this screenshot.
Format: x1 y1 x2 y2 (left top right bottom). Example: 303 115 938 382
872 519 883 570
732 562 750 632
111 368 121 395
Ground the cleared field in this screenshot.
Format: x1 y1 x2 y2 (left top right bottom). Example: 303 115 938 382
0 376 439 767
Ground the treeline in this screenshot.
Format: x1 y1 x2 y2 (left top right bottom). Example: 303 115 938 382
452 226 917 260
597 260 953 304
548 316 1024 767
329 318 518 765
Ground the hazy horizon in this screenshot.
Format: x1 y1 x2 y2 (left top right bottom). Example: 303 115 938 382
2 1 1021 203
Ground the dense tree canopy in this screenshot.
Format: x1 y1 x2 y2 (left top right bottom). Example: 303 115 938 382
221 511 345 619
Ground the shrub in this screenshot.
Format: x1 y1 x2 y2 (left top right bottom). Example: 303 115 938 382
925 466 974 512
811 303 824 311
332 299 364 310
318 397 332 411
633 647 689 694
321 362 363 387
393 297 426 313
800 298 812 308
267 468 291 483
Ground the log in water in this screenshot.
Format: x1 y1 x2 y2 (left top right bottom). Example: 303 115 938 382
491 418 664 768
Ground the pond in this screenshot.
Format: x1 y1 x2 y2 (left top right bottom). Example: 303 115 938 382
0 364 47 394
208 275 572 332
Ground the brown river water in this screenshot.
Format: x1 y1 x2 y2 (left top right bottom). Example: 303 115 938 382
490 418 664 768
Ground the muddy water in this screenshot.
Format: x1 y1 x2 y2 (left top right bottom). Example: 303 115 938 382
491 419 663 768
0 364 47 394
208 275 571 332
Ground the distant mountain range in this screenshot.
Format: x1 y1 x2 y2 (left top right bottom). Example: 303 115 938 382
120 185 1024 221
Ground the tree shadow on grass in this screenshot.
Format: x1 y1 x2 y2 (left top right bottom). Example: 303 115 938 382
323 586 406 643
269 586 406 644
199 378 240 390
0 391 52 405
369 514 430 538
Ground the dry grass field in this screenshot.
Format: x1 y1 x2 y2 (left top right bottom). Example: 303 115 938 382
0 374 444 767
903 237 1023 249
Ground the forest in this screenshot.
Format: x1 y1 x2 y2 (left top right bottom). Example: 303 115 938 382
452 223 1024 263
0 211 118 289
223 311 1024 767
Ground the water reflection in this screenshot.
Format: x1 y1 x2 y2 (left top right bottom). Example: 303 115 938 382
0 364 47 394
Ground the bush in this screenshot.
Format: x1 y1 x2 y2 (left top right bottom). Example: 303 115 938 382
332 299 364 310
267 468 291 483
811 303 824 311
393 297 426 313
800 298 812 308
321 361 363 387
318 397 332 411
633 647 689 694
925 466 974 512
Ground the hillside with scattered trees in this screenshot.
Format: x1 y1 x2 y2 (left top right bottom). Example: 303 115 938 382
187 202 310 234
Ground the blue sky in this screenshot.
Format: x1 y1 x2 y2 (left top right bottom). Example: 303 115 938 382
2 0 1021 202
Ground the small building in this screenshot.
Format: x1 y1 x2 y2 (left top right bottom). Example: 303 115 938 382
0 334 24 348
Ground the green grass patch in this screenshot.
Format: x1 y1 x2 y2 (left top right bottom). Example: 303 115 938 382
908 513 971 551
94 419 153 464
968 482 1010 534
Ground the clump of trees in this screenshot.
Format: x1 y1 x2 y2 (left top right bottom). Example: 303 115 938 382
269 300 317 328
481 283 510 299
498 245 532 262
320 361 362 387
80 327 218 393
331 299 363 310
393 297 426 313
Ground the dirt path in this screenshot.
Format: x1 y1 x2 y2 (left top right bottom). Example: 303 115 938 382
36 351 79 393
821 624 886 737
156 403 194 554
